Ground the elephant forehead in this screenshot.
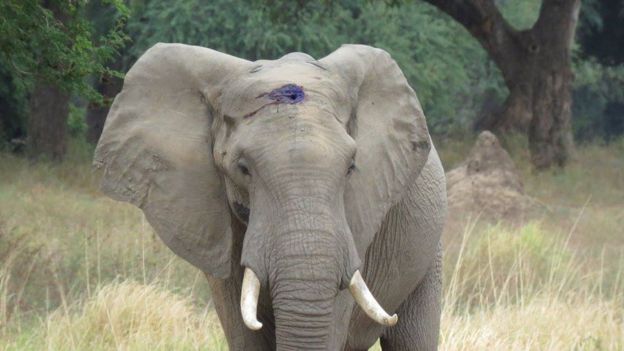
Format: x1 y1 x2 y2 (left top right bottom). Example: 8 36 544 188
219 65 348 118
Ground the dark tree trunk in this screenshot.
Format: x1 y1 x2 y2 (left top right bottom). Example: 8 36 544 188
527 0 578 169
424 0 580 169
86 72 122 144
27 81 69 161
26 0 71 161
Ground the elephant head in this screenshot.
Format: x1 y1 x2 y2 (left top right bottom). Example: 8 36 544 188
94 43 430 349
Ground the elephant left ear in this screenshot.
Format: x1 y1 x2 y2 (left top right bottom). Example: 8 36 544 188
94 43 251 279
321 44 431 255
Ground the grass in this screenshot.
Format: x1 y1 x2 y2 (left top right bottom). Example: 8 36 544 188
0 138 622 350
3 281 226 351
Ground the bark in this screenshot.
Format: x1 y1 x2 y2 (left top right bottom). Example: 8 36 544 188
424 0 580 169
527 0 579 169
27 81 69 161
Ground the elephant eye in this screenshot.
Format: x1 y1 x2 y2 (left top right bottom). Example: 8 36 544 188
347 159 356 176
238 159 250 176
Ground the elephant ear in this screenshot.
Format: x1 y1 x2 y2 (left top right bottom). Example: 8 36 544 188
94 43 250 279
321 44 431 255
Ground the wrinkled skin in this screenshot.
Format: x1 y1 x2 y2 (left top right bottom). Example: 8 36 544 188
94 43 447 350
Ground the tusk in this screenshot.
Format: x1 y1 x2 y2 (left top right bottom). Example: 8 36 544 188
241 267 263 330
349 270 398 327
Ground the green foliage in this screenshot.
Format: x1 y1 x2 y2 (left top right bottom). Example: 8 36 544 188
126 0 506 133
573 55 624 142
0 0 129 101
126 0 334 61
67 104 87 138
0 0 129 146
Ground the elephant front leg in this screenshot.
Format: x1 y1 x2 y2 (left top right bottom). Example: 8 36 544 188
379 243 442 351
205 270 275 351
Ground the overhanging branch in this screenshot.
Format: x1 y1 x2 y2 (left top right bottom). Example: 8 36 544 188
422 0 522 76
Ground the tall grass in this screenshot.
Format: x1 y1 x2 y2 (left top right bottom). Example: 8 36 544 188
2 220 620 351
439 220 623 350
0 139 622 350
44 281 226 351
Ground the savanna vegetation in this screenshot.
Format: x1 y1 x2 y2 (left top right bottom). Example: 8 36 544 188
0 0 622 350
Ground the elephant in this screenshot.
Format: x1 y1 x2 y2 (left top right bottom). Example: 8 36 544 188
94 43 447 351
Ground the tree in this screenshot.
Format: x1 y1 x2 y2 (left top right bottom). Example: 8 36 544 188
27 81 71 160
0 0 127 160
422 0 581 169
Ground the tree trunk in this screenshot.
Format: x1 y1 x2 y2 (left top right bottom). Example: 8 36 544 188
527 0 579 169
25 0 72 161
86 72 122 144
494 58 574 169
496 0 578 168
27 81 69 161
424 0 580 169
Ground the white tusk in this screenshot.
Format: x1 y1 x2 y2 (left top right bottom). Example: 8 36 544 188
349 270 398 327
241 267 263 330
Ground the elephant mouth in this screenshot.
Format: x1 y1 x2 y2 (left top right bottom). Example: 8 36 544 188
232 201 250 223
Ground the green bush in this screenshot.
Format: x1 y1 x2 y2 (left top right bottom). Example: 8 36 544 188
67 105 87 138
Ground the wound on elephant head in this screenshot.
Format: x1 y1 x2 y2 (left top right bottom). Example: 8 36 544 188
245 84 305 118
260 84 305 104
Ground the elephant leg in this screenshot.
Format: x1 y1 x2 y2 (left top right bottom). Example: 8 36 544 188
380 243 442 351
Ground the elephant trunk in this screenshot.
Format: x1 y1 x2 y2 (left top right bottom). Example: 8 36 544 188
269 226 343 351
240 176 352 350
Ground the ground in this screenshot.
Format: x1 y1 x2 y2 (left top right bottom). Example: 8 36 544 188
0 135 622 350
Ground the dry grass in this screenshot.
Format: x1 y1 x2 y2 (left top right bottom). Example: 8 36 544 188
441 297 623 350
1 280 226 351
0 139 622 350
43 281 226 351
438 220 623 351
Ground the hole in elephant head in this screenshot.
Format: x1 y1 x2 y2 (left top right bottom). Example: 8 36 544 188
267 84 305 104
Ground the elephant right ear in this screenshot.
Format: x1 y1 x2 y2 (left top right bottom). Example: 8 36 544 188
94 43 250 279
321 45 431 257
